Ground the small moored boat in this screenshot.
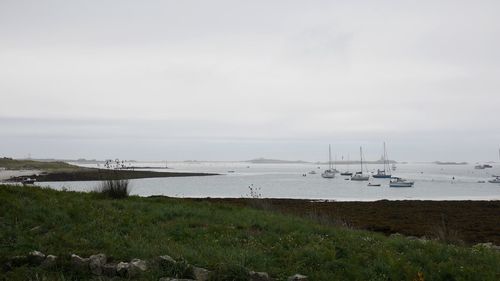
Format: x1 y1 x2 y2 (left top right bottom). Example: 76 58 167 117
351 147 370 181
22 178 36 185
373 142 392 178
322 145 336 179
389 177 414 187
488 176 500 183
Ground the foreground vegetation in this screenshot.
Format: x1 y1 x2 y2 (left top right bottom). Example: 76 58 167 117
211 198 500 245
0 184 499 280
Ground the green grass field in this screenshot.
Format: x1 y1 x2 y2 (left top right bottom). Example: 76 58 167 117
0 184 499 280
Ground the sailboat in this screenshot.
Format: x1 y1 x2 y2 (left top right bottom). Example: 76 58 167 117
321 145 336 178
340 154 353 176
351 147 370 181
373 142 392 178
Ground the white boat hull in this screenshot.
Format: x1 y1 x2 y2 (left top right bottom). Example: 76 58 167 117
321 171 335 178
390 182 414 187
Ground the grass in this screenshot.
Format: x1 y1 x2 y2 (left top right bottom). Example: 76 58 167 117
0 184 499 280
94 180 130 199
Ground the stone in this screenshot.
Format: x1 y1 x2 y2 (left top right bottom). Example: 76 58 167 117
28 250 46 265
193 266 211 281
29 226 42 233
116 262 130 277
41 255 57 268
158 277 196 281
474 242 500 251
250 271 272 281
89 253 107 275
129 258 148 276
71 254 90 272
288 274 308 281
102 263 117 277
158 255 177 268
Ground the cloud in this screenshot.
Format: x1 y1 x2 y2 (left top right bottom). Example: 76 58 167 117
0 0 499 161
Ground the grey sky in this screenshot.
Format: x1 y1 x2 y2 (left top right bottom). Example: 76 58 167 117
1 0 499 161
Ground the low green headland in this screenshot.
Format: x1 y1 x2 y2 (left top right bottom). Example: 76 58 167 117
1 158 217 181
1 184 499 280
0 158 77 172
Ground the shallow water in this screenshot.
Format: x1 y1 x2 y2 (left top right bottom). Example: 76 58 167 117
34 161 500 201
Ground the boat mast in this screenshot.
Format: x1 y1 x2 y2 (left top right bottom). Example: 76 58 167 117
328 144 332 170
347 153 350 172
385 142 391 175
383 142 387 173
360 146 363 172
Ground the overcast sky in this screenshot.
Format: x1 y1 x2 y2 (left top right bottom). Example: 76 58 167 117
1 0 499 162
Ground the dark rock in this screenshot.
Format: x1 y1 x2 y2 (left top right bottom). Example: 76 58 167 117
158 255 177 268
102 263 117 276
116 262 130 277
89 253 107 275
129 258 148 276
41 255 57 268
28 251 46 265
193 266 211 281
71 254 90 272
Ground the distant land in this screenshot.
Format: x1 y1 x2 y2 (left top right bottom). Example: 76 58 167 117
10 157 404 165
17 158 142 164
244 157 397 164
244 158 309 164
434 161 468 165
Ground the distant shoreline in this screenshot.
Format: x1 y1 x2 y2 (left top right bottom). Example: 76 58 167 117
1 158 218 182
7 168 218 182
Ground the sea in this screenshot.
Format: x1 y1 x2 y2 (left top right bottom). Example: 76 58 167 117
34 161 500 201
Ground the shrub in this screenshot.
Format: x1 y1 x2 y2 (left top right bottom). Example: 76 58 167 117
95 179 130 199
431 214 463 245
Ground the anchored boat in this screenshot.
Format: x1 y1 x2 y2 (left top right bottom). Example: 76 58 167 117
488 176 500 183
321 144 336 178
389 177 414 187
351 147 370 181
373 142 392 179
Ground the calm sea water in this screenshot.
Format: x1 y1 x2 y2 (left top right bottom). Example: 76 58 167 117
34 161 500 201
